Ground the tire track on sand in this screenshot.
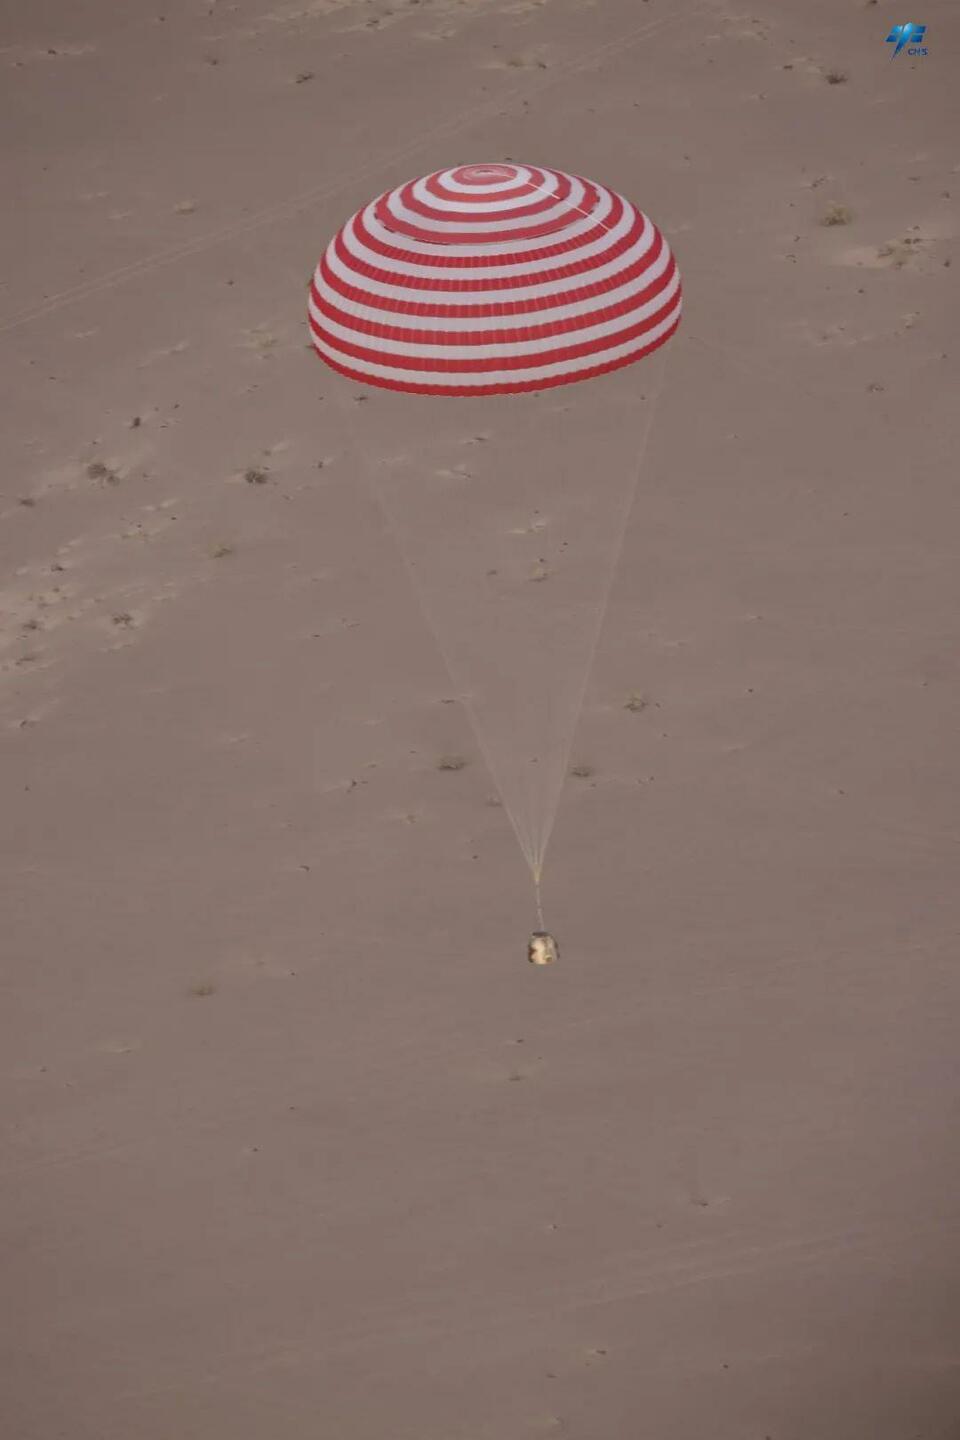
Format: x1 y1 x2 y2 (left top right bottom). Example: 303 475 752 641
0 2 710 335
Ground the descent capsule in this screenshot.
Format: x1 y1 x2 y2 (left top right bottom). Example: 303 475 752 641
528 932 559 966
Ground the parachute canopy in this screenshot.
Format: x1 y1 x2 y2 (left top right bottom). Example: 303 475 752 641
309 162 682 396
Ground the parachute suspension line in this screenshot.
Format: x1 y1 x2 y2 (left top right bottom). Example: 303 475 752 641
481 174 676 900
529 342 672 886
314 164 681 933
329 388 542 880
524 175 624 238
533 866 546 932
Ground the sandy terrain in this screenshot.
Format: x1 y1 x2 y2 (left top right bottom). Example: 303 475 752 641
2 0 960 1436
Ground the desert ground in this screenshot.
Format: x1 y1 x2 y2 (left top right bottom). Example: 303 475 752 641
2 1 960 1436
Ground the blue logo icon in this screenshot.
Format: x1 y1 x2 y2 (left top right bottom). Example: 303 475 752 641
886 22 928 57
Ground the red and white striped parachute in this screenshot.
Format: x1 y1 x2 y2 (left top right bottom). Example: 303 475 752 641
308 162 681 397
